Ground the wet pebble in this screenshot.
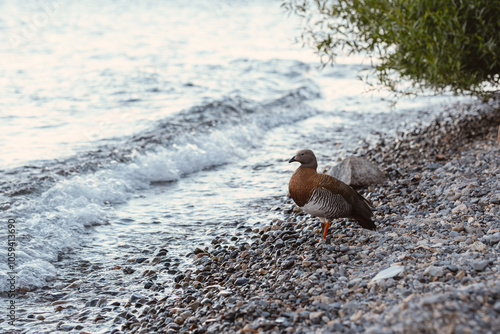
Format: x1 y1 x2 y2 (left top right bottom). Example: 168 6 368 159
32 104 500 334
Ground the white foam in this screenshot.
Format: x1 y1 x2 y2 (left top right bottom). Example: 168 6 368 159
0 96 317 292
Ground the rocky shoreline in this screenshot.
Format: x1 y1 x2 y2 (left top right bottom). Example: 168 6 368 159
44 101 499 334
107 101 500 334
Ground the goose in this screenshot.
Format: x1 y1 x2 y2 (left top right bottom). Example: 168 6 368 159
288 149 376 238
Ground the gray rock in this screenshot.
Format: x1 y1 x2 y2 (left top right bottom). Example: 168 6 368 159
309 311 324 324
85 299 99 307
281 259 295 269
451 223 465 232
472 260 490 271
234 277 249 286
299 310 311 319
129 293 147 303
421 294 445 305
424 266 444 277
452 203 468 214
59 324 75 331
180 311 192 320
201 298 212 305
327 156 386 187
490 233 500 244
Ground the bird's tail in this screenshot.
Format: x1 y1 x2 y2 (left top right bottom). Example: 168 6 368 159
354 215 376 230
353 193 376 230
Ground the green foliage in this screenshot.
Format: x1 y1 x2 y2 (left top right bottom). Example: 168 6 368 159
282 0 500 99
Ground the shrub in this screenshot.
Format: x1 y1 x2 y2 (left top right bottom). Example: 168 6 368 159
282 0 500 99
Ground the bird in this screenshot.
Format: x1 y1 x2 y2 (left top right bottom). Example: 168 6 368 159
288 149 376 239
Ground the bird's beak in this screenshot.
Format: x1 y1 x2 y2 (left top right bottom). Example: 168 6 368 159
288 156 296 163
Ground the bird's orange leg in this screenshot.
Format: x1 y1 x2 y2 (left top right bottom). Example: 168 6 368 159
322 221 330 239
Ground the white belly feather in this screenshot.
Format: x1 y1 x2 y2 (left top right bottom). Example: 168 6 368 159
301 201 326 218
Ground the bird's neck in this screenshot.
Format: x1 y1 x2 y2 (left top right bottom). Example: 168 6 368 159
298 165 317 173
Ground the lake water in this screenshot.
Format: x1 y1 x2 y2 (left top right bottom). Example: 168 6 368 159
0 0 465 332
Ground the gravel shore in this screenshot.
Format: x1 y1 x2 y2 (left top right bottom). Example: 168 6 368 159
96 101 500 334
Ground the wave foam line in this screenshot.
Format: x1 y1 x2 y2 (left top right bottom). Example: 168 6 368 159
0 87 320 292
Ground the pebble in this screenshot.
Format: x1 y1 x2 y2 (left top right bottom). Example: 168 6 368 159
489 233 500 244
23 102 500 334
424 266 444 278
452 223 465 232
472 260 490 271
234 277 249 286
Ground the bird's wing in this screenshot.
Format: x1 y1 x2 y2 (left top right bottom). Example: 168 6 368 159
316 173 356 203
317 173 374 210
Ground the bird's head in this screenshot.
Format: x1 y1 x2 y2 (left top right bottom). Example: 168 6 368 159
289 149 318 169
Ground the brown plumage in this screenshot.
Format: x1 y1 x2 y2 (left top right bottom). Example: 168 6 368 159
288 149 376 238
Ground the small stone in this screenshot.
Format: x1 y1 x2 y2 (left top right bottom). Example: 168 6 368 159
156 248 168 256
452 203 468 214
424 266 444 278
350 310 363 322
309 311 324 324
174 274 185 283
189 301 201 311
97 299 107 307
282 259 295 269
489 233 500 244
85 299 98 307
59 325 72 331
372 265 405 281
302 260 313 267
193 248 205 255
472 260 490 271
339 255 349 262
421 295 445 305
180 311 192 320
470 241 488 252
234 277 249 286
446 265 458 272
452 223 465 232
201 298 212 306
129 293 147 303
218 289 232 297
123 267 135 275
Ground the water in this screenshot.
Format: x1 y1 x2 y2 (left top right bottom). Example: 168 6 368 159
0 0 468 332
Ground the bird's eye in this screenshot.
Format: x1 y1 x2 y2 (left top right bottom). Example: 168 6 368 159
300 153 304 156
